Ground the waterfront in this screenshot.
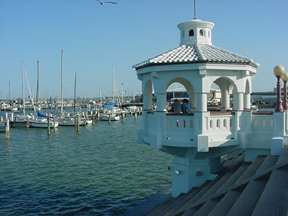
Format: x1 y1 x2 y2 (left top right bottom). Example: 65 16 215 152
0 117 172 216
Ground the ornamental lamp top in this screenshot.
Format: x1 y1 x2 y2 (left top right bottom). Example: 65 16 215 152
274 65 285 77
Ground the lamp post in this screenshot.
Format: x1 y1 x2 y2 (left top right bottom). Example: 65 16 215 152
273 65 285 112
281 72 288 111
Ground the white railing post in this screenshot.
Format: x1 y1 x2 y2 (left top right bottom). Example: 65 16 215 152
195 92 209 152
238 111 252 148
273 112 285 137
271 112 286 156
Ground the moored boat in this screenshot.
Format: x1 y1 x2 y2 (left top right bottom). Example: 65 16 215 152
30 118 59 128
85 119 93 125
13 114 33 128
100 113 121 121
58 116 85 126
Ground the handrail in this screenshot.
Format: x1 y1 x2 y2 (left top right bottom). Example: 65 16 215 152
166 113 194 116
210 111 232 116
252 111 273 115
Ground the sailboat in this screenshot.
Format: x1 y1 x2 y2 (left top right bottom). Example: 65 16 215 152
26 61 59 128
99 70 121 121
99 102 121 121
30 112 59 128
59 72 85 126
30 118 59 128
35 60 41 111
13 64 33 127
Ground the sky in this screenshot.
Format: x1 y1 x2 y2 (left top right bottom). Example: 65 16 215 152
0 0 288 99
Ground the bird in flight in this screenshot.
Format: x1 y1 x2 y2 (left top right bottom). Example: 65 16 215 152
96 0 118 5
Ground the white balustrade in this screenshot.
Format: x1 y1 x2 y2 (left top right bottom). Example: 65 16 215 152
166 114 194 130
251 114 273 131
206 113 232 132
165 114 195 147
204 113 233 146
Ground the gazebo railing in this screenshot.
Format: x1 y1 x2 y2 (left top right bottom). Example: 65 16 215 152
206 113 232 132
166 113 194 129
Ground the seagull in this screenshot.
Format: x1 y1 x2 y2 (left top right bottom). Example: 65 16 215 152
96 0 118 5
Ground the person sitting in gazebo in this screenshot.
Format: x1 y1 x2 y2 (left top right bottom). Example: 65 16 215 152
181 99 192 114
172 99 182 114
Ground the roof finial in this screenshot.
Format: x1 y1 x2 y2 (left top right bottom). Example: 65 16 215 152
193 0 197 19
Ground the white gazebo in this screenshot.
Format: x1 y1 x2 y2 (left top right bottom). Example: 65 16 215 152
134 18 287 197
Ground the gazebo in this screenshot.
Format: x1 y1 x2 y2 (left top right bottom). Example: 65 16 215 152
134 18 286 197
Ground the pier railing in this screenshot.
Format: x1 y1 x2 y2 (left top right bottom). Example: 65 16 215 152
141 111 282 149
251 112 273 131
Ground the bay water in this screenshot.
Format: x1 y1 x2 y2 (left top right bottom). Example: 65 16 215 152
0 116 172 216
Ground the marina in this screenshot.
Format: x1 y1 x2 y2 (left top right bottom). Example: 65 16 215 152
0 96 142 132
1 0 288 215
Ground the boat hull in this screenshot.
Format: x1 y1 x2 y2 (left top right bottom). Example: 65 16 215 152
12 121 29 128
30 121 59 128
59 119 86 126
100 114 121 121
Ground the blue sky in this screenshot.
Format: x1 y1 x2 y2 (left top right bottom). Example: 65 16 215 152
0 0 287 98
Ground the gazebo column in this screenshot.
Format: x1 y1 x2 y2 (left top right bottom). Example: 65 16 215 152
220 89 225 110
237 92 244 111
195 92 209 152
142 82 153 111
153 89 167 149
221 87 230 111
232 92 244 140
155 92 166 112
244 93 251 110
142 81 153 139
190 92 196 110
196 92 207 112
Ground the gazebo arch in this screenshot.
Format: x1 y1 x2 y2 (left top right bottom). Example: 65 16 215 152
208 77 238 112
166 77 195 112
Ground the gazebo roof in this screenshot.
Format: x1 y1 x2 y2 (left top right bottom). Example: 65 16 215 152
134 44 258 70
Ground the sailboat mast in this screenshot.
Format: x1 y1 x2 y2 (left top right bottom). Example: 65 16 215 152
121 82 124 104
60 49 64 114
36 60 40 105
21 65 25 115
74 72 77 114
99 88 102 104
112 68 115 102
8 80 11 102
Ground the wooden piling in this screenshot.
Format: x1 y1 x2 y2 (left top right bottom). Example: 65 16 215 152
5 113 10 138
74 113 80 134
47 114 51 136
